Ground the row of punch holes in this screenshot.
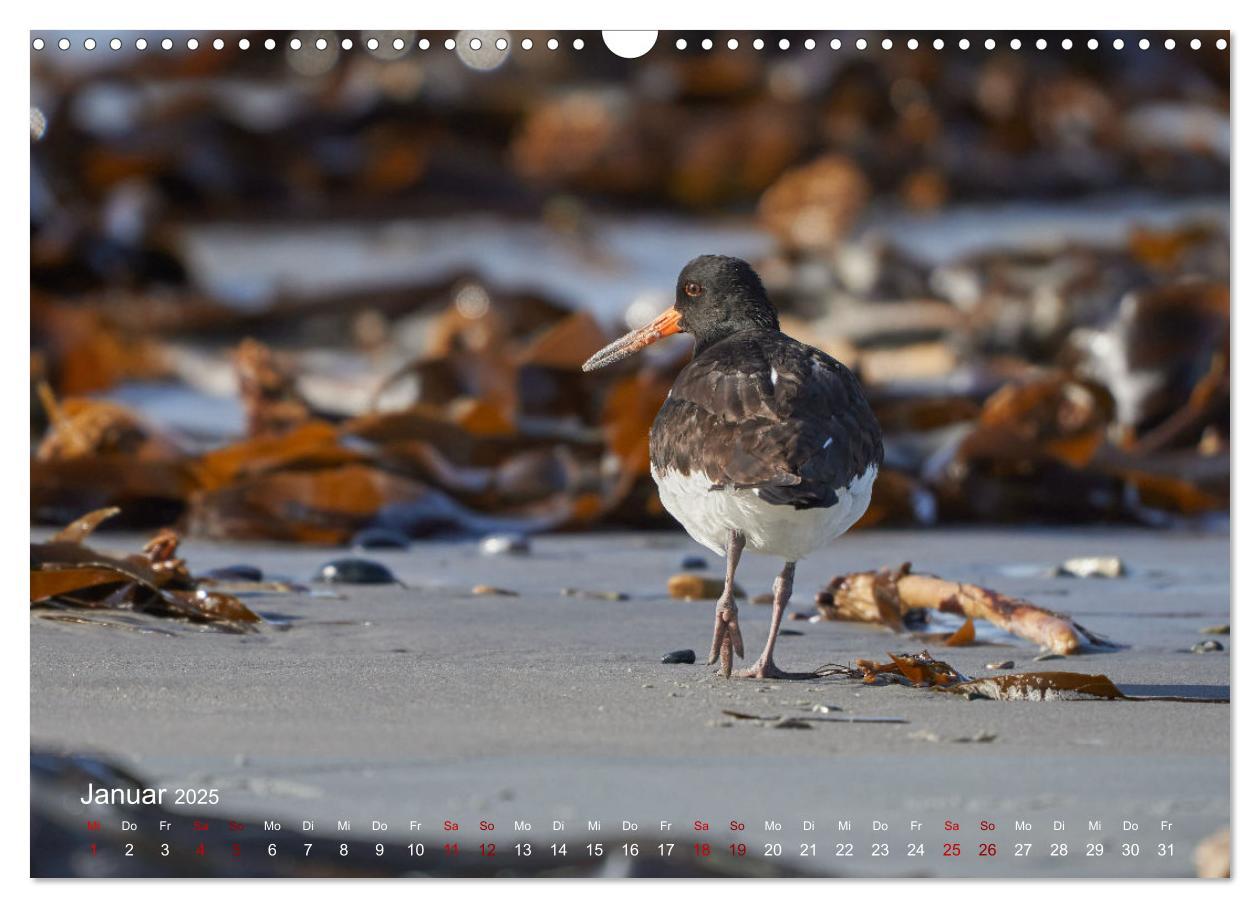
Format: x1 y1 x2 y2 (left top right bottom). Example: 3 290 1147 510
31 31 1229 55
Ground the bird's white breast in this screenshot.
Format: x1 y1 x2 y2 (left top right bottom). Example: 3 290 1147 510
651 464 878 561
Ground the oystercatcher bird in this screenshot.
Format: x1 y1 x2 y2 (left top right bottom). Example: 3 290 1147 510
583 255 883 679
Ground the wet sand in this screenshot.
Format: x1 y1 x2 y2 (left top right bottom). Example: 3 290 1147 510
30 526 1229 877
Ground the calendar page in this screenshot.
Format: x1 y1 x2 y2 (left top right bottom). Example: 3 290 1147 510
28 25 1231 882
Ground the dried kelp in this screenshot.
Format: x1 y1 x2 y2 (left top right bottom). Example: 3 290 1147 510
816 563 1113 655
30 510 261 627
816 650 1227 703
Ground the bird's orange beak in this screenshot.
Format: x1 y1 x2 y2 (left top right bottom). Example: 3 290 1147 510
581 307 683 372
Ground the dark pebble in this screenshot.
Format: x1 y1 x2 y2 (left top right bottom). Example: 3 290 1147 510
779 629 805 636
204 564 263 582
662 649 697 664
681 555 708 570
351 528 411 550
1191 639 1224 653
313 558 398 585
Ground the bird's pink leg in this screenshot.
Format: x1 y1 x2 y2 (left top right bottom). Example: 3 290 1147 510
706 530 745 678
741 561 812 680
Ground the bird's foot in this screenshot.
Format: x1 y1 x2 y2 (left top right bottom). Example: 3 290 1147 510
706 601 744 678
738 658 815 681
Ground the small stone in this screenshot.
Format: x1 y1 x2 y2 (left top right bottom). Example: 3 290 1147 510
562 588 628 601
1194 827 1230 878
1191 639 1224 653
680 555 708 570
471 584 519 597
1199 624 1230 636
810 704 842 714
751 593 775 605
204 564 264 582
778 629 804 637
351 527 410 550
986 660 1016 670
313 558 397 585
480 533 531 556
667 574 743 600
1033 652 1063 662
908 729 941 743
953 730 998 743
662 649 697 664
772 718 812 730
787 611 811 621
1056 556 1125 579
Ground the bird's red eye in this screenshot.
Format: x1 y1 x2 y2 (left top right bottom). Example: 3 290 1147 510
683 281 702 298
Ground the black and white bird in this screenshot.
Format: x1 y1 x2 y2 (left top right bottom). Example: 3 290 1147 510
583 255 884 679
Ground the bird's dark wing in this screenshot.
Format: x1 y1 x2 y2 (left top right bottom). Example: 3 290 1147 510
649 331 883 510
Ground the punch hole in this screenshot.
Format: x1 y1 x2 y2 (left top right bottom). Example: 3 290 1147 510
456 31 510 69
985 38 996 50
213 38 224 50
84 38 96 50
804 38 815 50
602 31 657 59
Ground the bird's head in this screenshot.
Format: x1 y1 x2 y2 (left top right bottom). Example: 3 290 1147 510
581 255 779 372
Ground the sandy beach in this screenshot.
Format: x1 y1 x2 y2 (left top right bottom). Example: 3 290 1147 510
30 525 1228 877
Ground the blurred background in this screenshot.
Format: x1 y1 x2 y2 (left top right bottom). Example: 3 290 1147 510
30 30 1230 544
